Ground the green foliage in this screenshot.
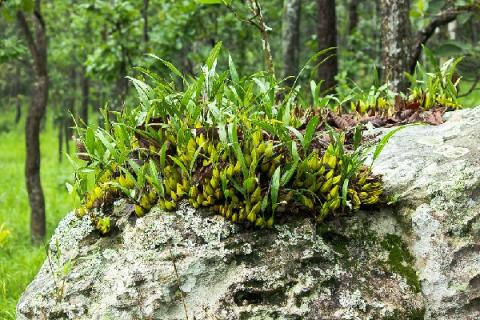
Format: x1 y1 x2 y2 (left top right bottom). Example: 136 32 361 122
0 37 26 64
74 46 383 233
407 48 463 110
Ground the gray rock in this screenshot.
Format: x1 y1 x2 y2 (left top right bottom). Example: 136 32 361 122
372 107 480 320
17 107 480 320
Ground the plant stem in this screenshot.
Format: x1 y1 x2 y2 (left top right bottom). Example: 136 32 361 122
247 0 275 75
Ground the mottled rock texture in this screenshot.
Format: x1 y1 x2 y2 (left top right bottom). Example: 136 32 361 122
17 107 480 320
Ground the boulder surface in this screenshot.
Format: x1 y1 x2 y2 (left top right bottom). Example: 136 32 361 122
17 107 480 320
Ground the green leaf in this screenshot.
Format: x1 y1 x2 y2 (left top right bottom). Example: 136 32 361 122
341 179 349 208
435 43 464 57
85 127 95 154
260 193 269 212
372 126 409 164
147 54 184 79
189 141 206 174
353 124 363 150
218 123 227 144
159 142 168 170
286 126 304 147
95 130 116 157
169 155 189 177
149 160 164 196
228 123 248 177
127 77 151 109
128 159 141 176
303 116 319 151
228 54 239 83
281 143 299 186
271 167 281 211
206 42 223 69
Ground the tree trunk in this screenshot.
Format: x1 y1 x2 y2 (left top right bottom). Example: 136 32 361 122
316 0 338 93
472 18 479 43
80 67 89 126
380 0 411 93
115 46 129 106
64 67 76 155
348 0 360 33
14 65 22 124
282 0 302 86
17 0 48 243
58 116 63 163
448 20 457 40
142 0 149 44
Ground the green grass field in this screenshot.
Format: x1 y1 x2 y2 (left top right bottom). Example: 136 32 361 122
0 111 74 319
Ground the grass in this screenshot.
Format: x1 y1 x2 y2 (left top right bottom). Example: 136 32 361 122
0 110 74 319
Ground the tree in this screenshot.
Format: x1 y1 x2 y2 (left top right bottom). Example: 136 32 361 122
316 0 338 92
16 0 48 242
347 0 360 33
282 0 301 85
142 0 149 44
380 0 478 93
379 0 411 93
80 66 90 125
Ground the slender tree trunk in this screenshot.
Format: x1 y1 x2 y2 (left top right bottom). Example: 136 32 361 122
14 65 22 124
380 0 411 93
316 0 338 93
64 67 76 155
472 18 479 43
80 67 89 125
58 116 63 163
181 42 193 75
374 0 382 80
448 20 457 40
282 0 301 86
142 0 149 44
17 0 48 243
348 0 360 33
115 46 128 106
15 96 22 124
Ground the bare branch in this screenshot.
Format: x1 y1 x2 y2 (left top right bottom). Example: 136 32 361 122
458 75 480 97
409 5 477 73
225 0 275 75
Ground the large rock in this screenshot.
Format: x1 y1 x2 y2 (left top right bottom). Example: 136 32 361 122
17 108 480 320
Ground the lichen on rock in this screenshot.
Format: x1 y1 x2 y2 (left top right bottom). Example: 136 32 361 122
17 107 480 319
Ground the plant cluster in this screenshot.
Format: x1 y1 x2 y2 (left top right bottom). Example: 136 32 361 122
333 52 464 117
71 44 384 234
406 49 463 110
